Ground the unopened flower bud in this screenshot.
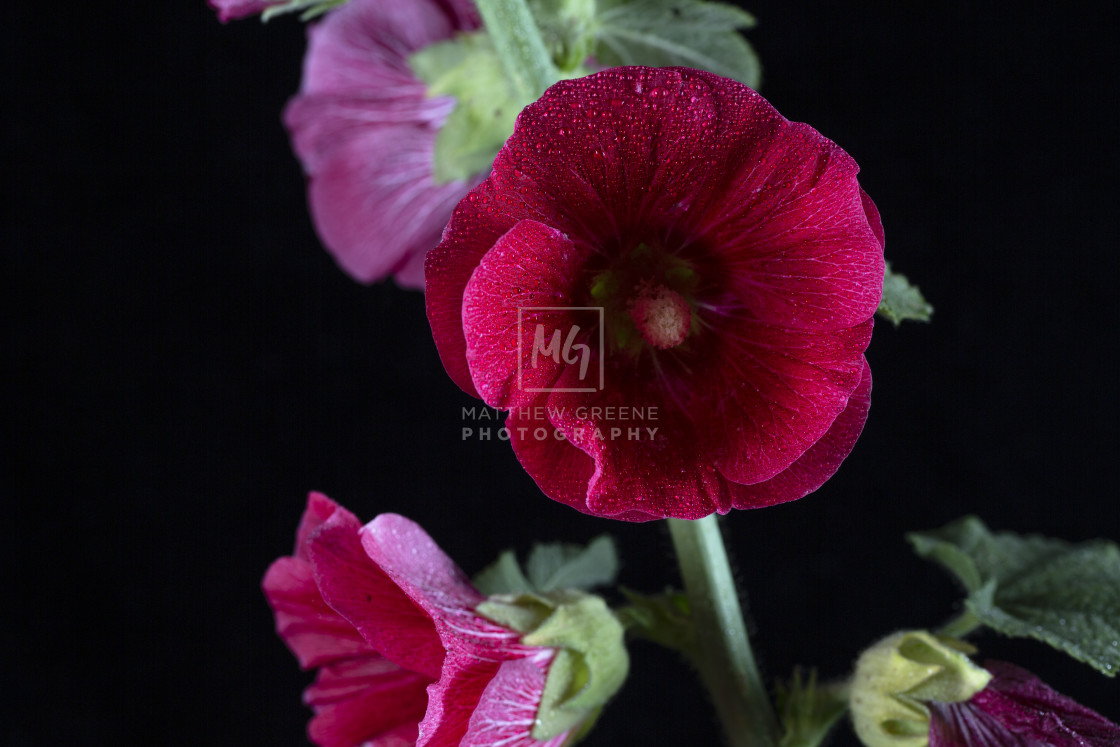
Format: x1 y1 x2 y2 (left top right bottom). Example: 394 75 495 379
849 630 992 747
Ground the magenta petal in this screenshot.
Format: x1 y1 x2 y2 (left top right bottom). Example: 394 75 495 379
973 661 1120 746
417 653 502 747
426 179 517 397
861 188 886 250
929 700 1034 747
462 219 594 410
359 514 484 615
263 556 373 670
728 357 871 509
505 407 599 517
208 0 274 22
691 318 873 485
359 515 523 656
461 655 570 747
700 122 884 330
295 492 349 560
309 511 444 679
929 660 1120 747
305 656 429 747
532 377 727 521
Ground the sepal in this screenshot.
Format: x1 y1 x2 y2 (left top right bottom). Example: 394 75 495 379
476 589 629 741
849 631 991 747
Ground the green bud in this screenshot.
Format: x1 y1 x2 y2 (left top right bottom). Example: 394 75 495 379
476 590 629 742
849 631 992 747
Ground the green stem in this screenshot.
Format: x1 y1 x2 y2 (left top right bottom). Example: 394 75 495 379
473 0 559 103
668 516 780 747
937 608 982 639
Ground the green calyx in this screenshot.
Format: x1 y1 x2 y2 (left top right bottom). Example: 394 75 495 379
528 0 599 71
476 589 629 741
408 31 523 183
849 631 992 747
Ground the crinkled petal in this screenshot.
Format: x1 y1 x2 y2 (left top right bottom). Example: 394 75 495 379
462 655 570 747
263 556 373 670
698 123 884 331
462 219 595 410
360 515 524 656
295 491 350 560
505 407 598 517
861 188 886 249
690 318 873 485
929 660 1120 747
305 656 429 747
971 660 1120 746
527 376 726 520
417 654 502 747
309 510 444 679
929 700 1034 747
727 357 871 508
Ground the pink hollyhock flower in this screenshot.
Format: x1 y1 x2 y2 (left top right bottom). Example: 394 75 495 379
283 0 482 287
426 66 884 521
928 660 1120 747
263 493 583 747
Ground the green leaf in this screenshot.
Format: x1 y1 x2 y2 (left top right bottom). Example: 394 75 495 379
615 587 696 656
878 262 933 326
776 668 849 747
527 535 619 592
592 0 761 89
909 516 1120 676
473 549 535 596
409 32 523 183
473 536 619 596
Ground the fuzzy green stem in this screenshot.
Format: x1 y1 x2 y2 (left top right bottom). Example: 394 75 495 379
473 0 559 103
937 608 982 639
668 516 780 747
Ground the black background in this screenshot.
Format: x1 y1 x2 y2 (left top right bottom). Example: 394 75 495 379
7 1 1119 745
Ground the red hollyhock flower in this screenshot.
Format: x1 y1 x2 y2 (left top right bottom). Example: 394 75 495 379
928 660 1120 747
426 66 884 521
263 493 579 747
283 0 481 287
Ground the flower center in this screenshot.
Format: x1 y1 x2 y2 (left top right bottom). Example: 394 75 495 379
589 243 699 355
628 284 691 349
